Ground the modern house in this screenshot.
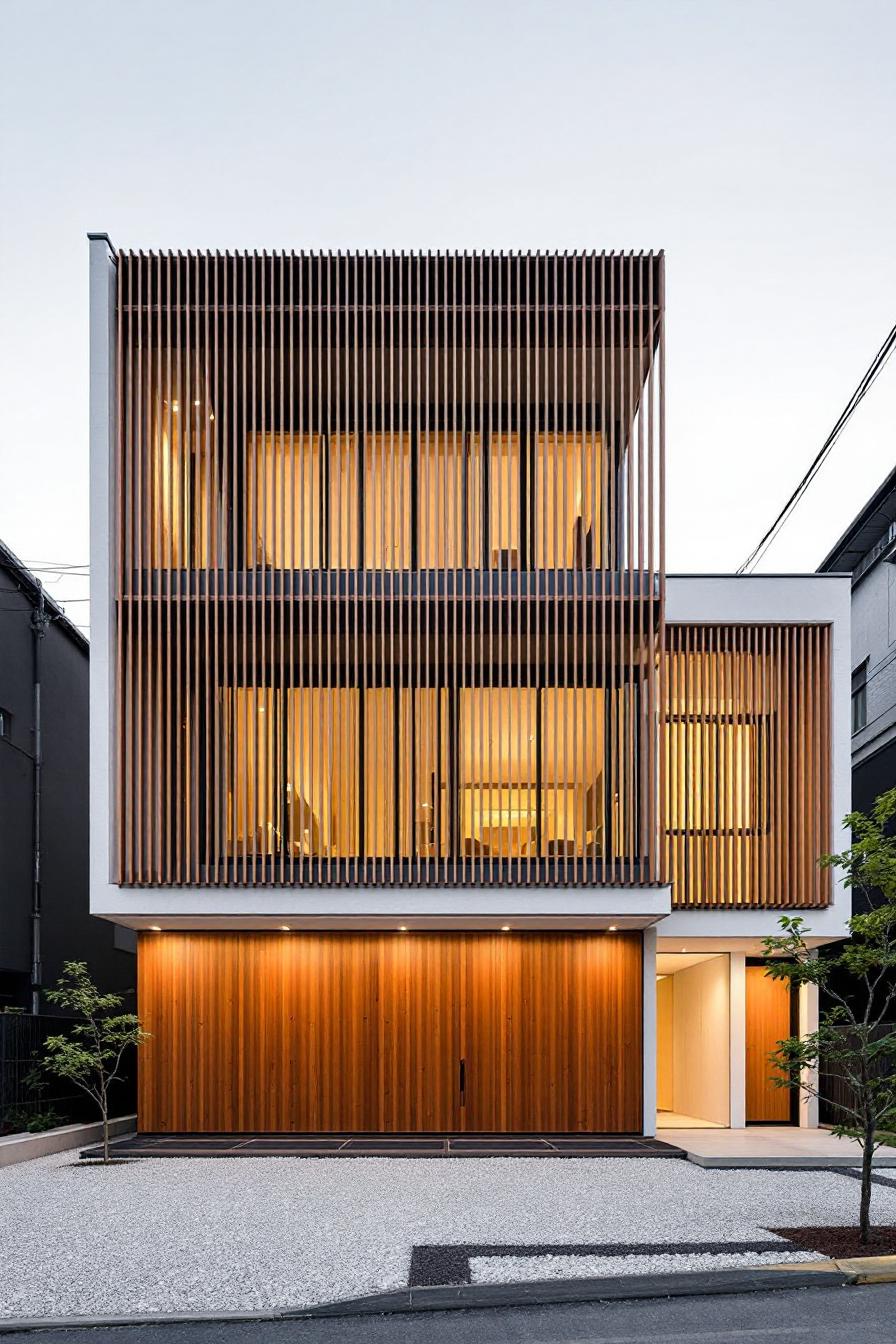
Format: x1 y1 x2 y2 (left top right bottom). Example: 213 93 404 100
89 239 850 1136
0 539 135 1013
819 465 896 884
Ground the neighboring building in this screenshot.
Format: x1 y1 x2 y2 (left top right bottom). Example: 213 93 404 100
819 465 896 905
89 239 850 1135
0 540 135 1012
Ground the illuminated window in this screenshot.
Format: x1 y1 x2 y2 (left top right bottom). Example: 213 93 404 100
364 432 412 568
459 688 604 857
665 718 765 834
416 432 482 567
535 433 601 568
366 688 451 857
149 375 222 567
247 433 359 568
224 687 359 859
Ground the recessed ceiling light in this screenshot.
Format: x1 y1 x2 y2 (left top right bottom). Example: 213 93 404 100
398 925 408 932
681 947 687 952
149 925 162 932
280 925 290 932
500 925 511 932
608 925 617 931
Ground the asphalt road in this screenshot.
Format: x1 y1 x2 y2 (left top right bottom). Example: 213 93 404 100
2 1284 895 1344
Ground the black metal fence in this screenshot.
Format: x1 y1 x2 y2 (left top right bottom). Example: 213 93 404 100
0 1013 136 1134
819 1022 896 1128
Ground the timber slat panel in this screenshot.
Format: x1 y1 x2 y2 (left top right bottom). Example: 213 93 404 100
138 931 642 1134
663 624 832 909
114 252 664 888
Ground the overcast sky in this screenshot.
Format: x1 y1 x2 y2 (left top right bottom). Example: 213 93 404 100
2 0 894 637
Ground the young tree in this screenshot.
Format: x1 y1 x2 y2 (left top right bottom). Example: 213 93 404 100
762 788 896 1245
43 962 148 1163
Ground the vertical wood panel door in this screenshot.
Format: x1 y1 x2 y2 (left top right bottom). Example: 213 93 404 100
745 964 792 1123
138 932 642 1133
461 933 642 1133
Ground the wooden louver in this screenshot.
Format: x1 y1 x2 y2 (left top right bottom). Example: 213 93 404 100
663 623 832 909
113 251 665 887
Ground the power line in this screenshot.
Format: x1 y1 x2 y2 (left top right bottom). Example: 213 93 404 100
738 319 896 574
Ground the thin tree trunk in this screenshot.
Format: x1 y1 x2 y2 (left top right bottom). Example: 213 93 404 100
860 1128 874 1244
102 1097 110 1164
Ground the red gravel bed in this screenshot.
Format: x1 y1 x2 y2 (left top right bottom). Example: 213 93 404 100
772 1226 896 1259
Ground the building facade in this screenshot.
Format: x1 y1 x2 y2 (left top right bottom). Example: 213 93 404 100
819 466 896 902
0 539 135 1013
89 239 850 1135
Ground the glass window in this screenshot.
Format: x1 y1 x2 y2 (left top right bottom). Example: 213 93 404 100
541 689 604 855
417 432 482 567
247 433 359 568
364 432 412 568
287 689 359 857
536 433 601 568
665 718 763 833
149 374 221 567
224 687 280 857
459 688 604 858
223 687 359 859
851 663 868 734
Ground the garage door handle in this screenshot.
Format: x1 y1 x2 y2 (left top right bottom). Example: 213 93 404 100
459 1057 466 1105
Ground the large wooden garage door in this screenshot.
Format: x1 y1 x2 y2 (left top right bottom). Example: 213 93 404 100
138 932 642 1133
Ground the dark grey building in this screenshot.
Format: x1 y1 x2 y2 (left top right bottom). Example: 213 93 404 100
0 540 135 1011
819 465 896 901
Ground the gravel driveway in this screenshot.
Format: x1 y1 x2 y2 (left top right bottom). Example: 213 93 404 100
1 1153 892 1319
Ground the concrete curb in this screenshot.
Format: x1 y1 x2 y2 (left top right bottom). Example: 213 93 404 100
0 1116 136 1168
0 1259 884 1333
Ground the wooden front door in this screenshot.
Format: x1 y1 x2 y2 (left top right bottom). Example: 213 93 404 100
745 964 792 1122
139 931 642 1133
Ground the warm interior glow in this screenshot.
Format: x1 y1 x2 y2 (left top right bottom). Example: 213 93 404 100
417 431 482 567
150 372 221 567
365 432 412 568
665 718 761 832
246 432 360 568
536 432 601 568
459 687 604 857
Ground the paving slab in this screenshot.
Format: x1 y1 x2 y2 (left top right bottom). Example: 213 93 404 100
663 1126 896 1168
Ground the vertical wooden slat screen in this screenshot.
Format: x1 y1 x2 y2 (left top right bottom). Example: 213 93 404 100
114 252 665 887
663 624 832 909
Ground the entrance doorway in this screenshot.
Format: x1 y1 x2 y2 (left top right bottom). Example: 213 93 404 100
656 953 729 1129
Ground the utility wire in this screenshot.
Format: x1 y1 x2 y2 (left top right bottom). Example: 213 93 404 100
738 319 896 574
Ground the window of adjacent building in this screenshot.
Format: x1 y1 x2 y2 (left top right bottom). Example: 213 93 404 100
852 662 868 734
0 706 10 740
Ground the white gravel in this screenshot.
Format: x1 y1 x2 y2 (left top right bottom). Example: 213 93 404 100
0 1154 891 1319
472 1248 819 1282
